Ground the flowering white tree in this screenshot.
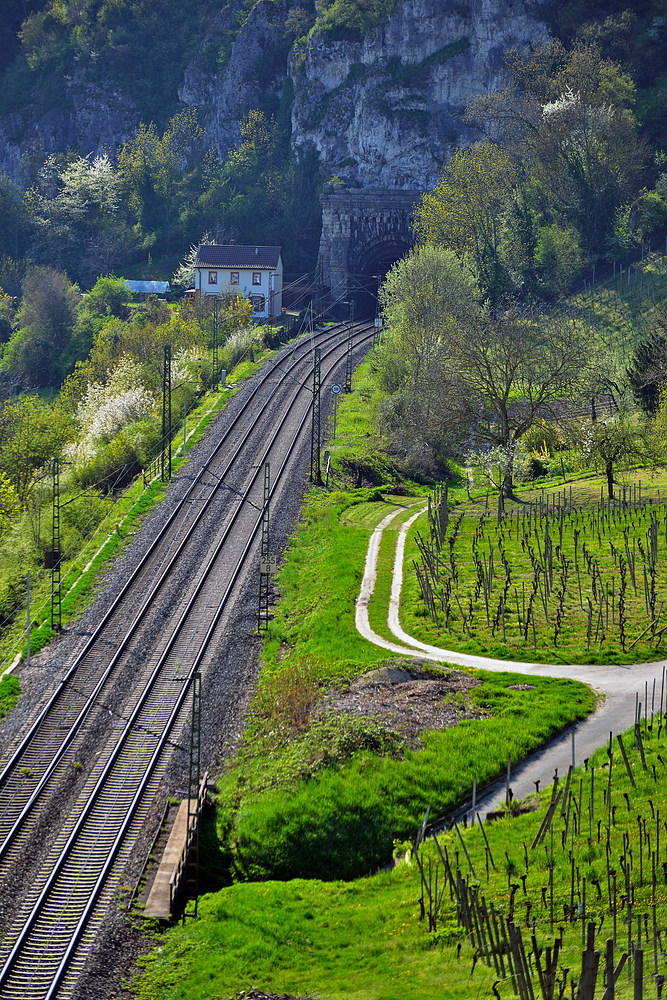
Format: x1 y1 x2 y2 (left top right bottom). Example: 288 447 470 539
66 356 155 466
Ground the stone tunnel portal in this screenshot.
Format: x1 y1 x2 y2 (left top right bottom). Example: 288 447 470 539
318 188 420 319
351 234 411 319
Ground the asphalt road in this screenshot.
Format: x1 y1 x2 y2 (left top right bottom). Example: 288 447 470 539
355 503 667 816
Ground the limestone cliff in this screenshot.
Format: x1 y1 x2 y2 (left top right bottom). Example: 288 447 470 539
0 0 548 195
288 0 548 190
179 0 303 161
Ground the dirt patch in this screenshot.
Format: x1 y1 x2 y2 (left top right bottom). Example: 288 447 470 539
319 660 485 746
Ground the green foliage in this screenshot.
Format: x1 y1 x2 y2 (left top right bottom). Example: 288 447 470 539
0 287 16 345
15 0 222 124
1 266 80 387
24 153 127 285
0 472 19 535
414 141 518 304
314 0 397 40
81 275 128 320
534 223 583 295
0 394 71 507
74 416 161 491
627 306 667 413
0 674 19 722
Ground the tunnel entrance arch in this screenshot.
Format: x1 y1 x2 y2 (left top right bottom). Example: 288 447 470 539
350 234 411 318
318 187 419 318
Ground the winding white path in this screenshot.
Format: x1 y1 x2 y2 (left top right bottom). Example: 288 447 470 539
354 503 667 812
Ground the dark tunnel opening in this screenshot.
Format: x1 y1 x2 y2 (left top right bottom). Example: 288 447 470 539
350 236 412 319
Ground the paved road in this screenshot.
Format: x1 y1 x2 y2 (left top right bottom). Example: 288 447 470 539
355 504 667 815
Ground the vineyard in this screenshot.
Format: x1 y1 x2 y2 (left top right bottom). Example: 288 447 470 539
409 479 667 664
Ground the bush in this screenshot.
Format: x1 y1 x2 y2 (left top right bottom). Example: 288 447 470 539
315 0 397 40
534 224 582 296
220 327 256 373
60 490 111 544
74 416 161 491
522 419 562 454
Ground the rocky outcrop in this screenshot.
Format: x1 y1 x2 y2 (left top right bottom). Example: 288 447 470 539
180 0 305 160
0 75 137 186
289 0 548 190
0 0 548 194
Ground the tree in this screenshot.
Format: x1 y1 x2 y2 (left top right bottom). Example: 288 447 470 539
579 412 649 498
116 110 205 242
533 223 582 296
24 154 127 284
627 304 667 414
377 249 592 487
465 38 646 263
0 471 18 535
0 396 71 508
454 308 589 494
81 275 129 321
413 141 518 305
0 288 16 345
1 266 80 387
375 246 482 472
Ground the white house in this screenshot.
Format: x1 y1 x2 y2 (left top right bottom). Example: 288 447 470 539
193 245 283 319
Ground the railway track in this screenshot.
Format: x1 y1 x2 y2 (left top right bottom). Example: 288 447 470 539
0 320 374 999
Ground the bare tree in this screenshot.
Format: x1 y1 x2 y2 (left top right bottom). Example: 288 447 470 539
456 307 589 494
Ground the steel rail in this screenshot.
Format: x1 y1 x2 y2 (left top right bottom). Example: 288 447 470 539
0 323 360 796
0 323 372 862
0 325 374 997
0 323 349 790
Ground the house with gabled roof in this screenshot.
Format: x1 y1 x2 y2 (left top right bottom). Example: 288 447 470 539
193 245 283 319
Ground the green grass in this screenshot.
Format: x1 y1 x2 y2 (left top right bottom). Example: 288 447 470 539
218 668 594 882
130 713 667 1000
262 487 406 678
0 674 19 719
400 470 667 665
568 252 667 365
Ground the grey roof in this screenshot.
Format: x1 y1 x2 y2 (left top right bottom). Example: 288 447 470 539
194 245 282 269
123 280 170 294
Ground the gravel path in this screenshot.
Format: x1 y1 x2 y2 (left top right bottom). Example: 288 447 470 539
355 502 667 814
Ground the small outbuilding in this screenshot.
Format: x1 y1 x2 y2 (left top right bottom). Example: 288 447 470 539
123 280 170 300
193 245 283 319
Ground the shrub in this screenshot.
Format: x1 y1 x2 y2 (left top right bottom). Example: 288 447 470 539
522 419 562 454
253 657 323 731
315 0 397 40
220 327 256 373
74 416 161 491
534 224 582 295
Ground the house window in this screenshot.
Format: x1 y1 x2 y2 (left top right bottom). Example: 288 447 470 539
230 272 239 285
252 272 262 286
251 295 265 312
208 271 218 285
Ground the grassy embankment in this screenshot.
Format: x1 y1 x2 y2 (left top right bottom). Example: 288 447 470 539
0 352 268 671
131 714 667 1000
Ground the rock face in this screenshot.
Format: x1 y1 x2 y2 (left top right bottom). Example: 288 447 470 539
180 0 303 161
0 0 548 195
289 0 548 190
0 74 138 187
